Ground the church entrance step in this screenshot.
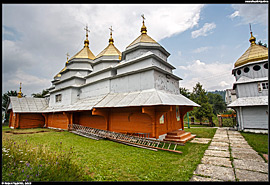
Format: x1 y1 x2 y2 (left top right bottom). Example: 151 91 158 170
163 130 196 144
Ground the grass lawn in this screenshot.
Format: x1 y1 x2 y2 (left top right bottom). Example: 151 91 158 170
240 132 268 155
2 126 216 181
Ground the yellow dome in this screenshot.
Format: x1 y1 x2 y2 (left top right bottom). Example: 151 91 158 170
234 32 268 68
127 14 157 48
96 26 122 59
69 26 96 60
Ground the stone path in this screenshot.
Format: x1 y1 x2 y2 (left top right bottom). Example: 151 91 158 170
190 128 268 181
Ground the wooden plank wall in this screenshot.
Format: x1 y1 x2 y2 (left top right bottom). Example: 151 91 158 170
19 113 45 129
74 111 106 130
47 113 68 130
110 107 152 135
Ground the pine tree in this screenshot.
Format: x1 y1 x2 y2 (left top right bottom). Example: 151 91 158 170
190 82 213 124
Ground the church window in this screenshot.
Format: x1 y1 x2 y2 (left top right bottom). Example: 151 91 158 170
244 67 249 73
262 82 268 90
55 94 62 103
253 65 261 71
159 115 164 124
237 69 241 75
264 63 268 69
258 82 268 92
176 106 180 121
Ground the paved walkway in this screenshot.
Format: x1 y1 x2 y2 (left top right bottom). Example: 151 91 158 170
190 128 268 181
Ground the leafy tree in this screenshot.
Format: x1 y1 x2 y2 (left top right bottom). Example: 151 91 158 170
258 40 267 48
2 90 25 122
190 82 213 124
31 89 49 98
179 87 191 98
2 90 26 109
207 92 226 115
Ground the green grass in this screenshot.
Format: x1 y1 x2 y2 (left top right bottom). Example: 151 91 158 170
2 126 216 181
240 132 268 155
185 127 217 138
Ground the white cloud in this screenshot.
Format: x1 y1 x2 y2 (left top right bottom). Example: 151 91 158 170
229 11 240 19
231 4 268 26
192 46 212 53
191 22 216 38
178 60 235 91
2 4 204 96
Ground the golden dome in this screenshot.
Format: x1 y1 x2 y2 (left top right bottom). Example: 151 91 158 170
127 14 157 48
96 26 122 59
69 26 95 60
234 32 268 68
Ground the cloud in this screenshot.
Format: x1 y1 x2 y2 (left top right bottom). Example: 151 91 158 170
2 4 204 96
228 11 240 20
178 60 235 91
191 22 216 38
231 4 268 26
191 46 212 53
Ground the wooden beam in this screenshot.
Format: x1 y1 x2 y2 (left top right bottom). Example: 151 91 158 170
92 108 110 131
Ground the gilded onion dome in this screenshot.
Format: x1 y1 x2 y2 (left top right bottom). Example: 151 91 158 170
69 26 96 61
96 26 122 59
127 14 157 48
234 31 268 68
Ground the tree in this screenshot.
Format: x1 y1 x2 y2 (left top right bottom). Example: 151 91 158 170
179 87 191 98
207 92 226 115
2 90 25 109
190 82 213 124
2 90 25 123
31 89 49 98
258 40 267 48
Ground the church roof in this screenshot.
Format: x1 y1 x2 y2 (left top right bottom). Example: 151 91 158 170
227 96 268 107
234 32 268 68
8 97 48 113
96 27 122 59
127 15 158 48
69 43 95 60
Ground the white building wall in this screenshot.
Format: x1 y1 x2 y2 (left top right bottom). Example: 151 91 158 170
85 70 113 84
67 62 93 70
117 58 152 75
154 70 179 94
93 61 119 71
237 82 268 98
54 78 85 90
242 106 268 129
80 80 110 99
110 70 154 93
61 71 89 81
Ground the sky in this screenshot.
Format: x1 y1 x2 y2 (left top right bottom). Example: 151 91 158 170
2 4 269 96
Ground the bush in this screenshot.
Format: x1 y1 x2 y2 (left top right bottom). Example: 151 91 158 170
2 135 87 182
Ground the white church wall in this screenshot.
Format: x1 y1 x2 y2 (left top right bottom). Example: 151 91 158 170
111 70 154 93
151 58 172 73
67 62 93 71
54 78 85 90
117 58 152 75
80 80 110 99
237 82 268 98
93 61 119 71
154 70 180 94
85 70 112 84
242 106 268 129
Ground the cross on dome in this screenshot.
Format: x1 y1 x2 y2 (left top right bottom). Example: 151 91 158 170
109 26 114 45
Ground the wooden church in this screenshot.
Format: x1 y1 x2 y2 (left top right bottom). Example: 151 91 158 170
7 16 199 142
